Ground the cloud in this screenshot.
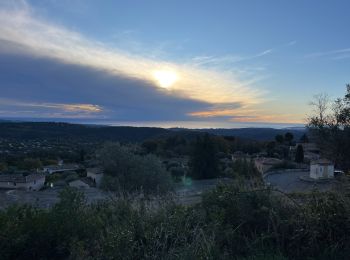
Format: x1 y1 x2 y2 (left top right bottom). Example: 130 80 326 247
0 97 103 118
255 49 273 57
306 48 350 60
0 52 222 121
0 0 275 124
190 48 273 68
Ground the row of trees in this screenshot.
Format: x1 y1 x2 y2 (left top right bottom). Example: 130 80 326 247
308 84 350 170
97 135 260 192
275 132 294 145
189 134 262 180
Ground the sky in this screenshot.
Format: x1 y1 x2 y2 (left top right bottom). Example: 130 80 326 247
0 0 349 128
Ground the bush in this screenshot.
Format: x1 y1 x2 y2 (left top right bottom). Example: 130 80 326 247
1 186 350 259
189 134 220 179
168 166 185 180
98 143 173 195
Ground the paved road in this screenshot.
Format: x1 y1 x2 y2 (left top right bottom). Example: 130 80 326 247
264 170 335 193
0 178 231 209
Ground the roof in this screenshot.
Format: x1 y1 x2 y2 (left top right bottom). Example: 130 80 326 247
0 174 45 183
311 159 333 165
43 164 79 171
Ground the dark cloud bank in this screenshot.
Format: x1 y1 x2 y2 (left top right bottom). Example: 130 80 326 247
0 36 244 124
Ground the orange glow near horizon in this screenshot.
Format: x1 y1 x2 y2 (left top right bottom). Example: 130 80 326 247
188 108 305 124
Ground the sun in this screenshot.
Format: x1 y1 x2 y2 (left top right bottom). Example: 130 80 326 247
153 70 178 89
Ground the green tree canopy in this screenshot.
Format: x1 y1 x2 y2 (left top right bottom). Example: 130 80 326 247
97 143 172 195
284 132 294 144
19 158 42 170
295 144 304 163
299 133 309 143
189 134 219 179
275 134 284 144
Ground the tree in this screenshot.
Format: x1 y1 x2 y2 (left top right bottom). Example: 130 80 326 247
0 162 8 172
189 134 219 179
308 84 350 170
308 93 331 128
20 158 42 170
79 149 86 162
299 133 309 143
266 141 276 157
275 134 284 144
142 139 158 153
284 132 294 145
97 143 172 195
295 144 304 163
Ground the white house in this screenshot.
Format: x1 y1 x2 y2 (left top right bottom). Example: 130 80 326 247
42 164 80 174
310 159 334 179
0 174 45 190
87 167 104 187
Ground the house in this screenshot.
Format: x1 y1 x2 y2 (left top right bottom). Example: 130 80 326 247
42 163 80 174
0 173 45 190
254 157 282 174
87 167 104 187
310 159 334 179
68 179 89 188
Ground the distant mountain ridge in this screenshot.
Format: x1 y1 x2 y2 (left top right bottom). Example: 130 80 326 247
191 127 306 141
0 122 170 142
0 121 306 142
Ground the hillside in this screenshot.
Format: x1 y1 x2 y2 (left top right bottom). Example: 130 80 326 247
0 122 306 142
0 122 170 142
193 127 306 141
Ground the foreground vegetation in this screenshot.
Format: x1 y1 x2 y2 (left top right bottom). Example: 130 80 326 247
1 183 350 259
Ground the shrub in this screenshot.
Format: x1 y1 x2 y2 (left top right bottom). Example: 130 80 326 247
98 143 173 195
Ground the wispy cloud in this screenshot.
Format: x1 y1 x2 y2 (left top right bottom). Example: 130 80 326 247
255 49 273 57
230 113 304 124
306 48 350 60
0 98 103 118
190 48 273 68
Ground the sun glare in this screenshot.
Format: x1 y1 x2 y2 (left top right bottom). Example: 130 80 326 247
153 70 178 89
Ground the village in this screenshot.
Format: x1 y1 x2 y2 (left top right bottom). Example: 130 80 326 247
0 133 345 209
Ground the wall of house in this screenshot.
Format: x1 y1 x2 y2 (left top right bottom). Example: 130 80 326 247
0 178 45 190
310 164 334 179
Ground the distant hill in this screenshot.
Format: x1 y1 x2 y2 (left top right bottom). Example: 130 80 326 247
0 121 306 142
189 127 307 141
0 122 171 142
